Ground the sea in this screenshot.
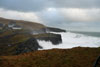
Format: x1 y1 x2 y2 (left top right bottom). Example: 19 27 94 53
38 31 100 50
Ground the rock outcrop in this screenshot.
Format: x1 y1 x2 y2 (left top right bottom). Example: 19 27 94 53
34 33 62 45
46 27 66 32
0 30 62 55
0 32 43 55
15 38 42 55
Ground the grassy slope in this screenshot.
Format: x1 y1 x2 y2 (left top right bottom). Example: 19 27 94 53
0 47 100 67
0 30 60 45
0 17 45 30
0 30 31 55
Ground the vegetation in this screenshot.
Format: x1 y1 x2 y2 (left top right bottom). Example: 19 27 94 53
0 17 45 30
0 29 62 55
33 33 59 38
0 47 100 67
0 17 98 67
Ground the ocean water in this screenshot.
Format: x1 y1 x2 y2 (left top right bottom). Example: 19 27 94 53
38 32 100 50
70 31 100 37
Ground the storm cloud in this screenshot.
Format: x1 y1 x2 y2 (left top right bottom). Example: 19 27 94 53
0 8 40 22
0 0 100 32
0 0 100 11
51 0 100 8
0 0 53 12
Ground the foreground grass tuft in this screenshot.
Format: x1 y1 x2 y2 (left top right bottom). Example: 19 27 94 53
0 47 100 67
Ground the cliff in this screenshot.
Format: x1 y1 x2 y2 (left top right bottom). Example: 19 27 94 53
15 38 42 55
46 27 66 32
0 30 62 55
34 33 62 45
0 17 65 55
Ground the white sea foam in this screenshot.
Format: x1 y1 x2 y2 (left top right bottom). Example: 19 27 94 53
38 32 100 50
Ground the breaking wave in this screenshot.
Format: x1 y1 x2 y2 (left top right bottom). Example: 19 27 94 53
38 32 100 50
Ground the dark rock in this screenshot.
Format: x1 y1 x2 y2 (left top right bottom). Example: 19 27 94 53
15 38 42 55
46 27 66 33
36 33 62 45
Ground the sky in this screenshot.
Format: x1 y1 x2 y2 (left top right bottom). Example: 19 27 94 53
0 0 100 32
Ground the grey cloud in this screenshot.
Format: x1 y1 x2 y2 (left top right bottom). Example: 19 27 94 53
0 0 100 32
0 8 40 22
0 0 53 12
0 0 100 12
51 0 100 8
36 9 68 27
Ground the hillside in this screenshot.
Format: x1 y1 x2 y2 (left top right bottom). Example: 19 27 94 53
0 30 62 56
0 47 99 67
0 17 45 30
0 17 66 33
0 17 67 56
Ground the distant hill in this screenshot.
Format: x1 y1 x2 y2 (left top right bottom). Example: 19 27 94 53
0 17 45 30
0 17 66 33
47 27 66 32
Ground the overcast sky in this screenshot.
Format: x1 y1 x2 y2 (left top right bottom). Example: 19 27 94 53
0 0 100 32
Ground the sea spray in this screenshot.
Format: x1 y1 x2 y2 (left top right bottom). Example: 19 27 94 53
38 32 100 50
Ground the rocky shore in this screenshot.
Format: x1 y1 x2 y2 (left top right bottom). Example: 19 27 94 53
0 17 65 56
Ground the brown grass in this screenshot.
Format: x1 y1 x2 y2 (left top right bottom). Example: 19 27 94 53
0 47 100 67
